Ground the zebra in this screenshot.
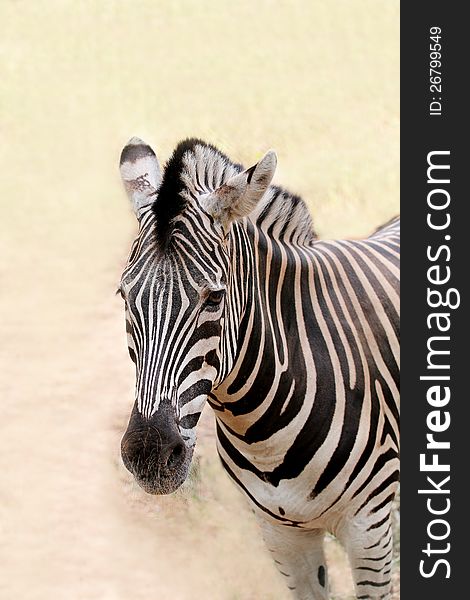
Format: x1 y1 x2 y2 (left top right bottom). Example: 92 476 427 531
117 136 400 600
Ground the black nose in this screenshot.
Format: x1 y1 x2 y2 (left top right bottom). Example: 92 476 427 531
121 429 187 477
120 403 189 492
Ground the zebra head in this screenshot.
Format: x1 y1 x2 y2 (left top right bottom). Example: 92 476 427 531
118 137 276 494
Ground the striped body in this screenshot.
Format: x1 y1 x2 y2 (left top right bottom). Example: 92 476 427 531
118 138 400 599
214 217 399 529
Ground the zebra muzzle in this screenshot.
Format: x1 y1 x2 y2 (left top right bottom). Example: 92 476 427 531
120 405 191 494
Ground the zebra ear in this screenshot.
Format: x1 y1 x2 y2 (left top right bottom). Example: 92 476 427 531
201 150 277 228
120 137 162 218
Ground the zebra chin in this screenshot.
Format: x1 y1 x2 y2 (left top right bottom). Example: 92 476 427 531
133 453 193 495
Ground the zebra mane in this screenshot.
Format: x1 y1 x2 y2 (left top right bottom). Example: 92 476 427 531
152 138 316 250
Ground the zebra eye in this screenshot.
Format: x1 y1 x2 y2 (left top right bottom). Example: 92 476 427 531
205 289 225 308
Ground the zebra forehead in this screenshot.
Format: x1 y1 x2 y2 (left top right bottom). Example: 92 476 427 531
121 234 223 296
152 138 242 251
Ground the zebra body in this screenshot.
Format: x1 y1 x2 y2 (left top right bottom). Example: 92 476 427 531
118 137 400 600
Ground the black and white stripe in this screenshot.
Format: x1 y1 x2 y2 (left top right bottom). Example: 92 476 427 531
118 138 399 599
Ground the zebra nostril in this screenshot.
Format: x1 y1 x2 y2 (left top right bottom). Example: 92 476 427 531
164 441 185 469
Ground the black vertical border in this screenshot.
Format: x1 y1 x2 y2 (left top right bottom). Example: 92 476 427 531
401 4 467 598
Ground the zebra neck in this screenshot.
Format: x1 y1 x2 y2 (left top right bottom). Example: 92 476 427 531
216 183 317 384
214 217 315 437
213 223 400 476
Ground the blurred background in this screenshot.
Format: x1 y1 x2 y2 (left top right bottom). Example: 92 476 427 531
1 1 399 598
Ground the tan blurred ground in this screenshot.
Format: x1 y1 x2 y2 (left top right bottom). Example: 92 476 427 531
0 2 399 599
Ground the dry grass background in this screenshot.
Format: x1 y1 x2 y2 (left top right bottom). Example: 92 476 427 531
1 1 399 599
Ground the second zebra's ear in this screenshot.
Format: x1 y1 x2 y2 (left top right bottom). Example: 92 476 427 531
120 137 162 219
201 150 277 229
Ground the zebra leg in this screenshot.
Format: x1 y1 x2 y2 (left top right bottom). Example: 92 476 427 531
257 520 329 600
337 511 394 599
